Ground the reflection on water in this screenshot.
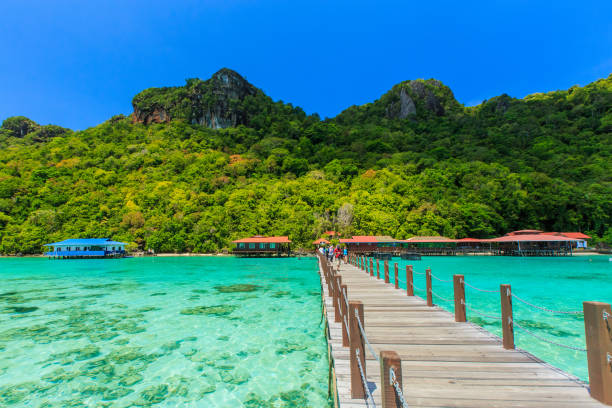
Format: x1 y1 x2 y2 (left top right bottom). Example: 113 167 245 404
0 257 329 407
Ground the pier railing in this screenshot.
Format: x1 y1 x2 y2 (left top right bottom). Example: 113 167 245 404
326 253 612 407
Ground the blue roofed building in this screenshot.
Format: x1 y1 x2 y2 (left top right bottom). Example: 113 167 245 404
43 238 127 258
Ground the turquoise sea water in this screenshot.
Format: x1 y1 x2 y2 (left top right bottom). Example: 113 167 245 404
385 255 612 381
0 256 328 407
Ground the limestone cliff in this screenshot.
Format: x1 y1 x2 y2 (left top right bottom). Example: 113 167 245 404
131 68 259 128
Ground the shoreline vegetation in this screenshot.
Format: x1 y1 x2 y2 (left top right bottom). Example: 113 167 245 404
1 251 605 258
0 69 610 254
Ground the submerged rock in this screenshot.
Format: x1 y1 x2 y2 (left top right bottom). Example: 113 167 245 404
118 368 143 386
102 386 133 401
6 306 38 313
199 383 216 396
214 284 260 293
41 368 79 383
161 341 181 352
180 305 238 316
137 384 168 405
276 341 308 355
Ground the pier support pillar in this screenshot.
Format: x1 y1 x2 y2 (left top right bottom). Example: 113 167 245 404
583 301 612 405
406 265 413 296
380 350 402 408
328 264 334 294
334 275 342 323
376 260 380 279
394 263 399 289
500 284 514 349
453 274 467 322
425 268 433 306
341 284 349 347
349 301 366 399
384 261 390 284
370 258 374 277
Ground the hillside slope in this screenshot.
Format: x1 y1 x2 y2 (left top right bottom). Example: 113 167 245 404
0 72 610 253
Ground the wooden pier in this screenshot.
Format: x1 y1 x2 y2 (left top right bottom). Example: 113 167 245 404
318 254 612 408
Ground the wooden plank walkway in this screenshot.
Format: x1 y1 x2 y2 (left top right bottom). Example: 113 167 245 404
319 259 606 408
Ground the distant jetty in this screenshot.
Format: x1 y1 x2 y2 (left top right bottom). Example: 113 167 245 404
43 238 127 259
335 230 590 257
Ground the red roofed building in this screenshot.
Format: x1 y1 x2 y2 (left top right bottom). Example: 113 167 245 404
404 236 458 255
232 236 292 256
489 233 577 256
544 232 591 248
323 231 338 239
340 235 404 254
313 238 330 246
506 230 544 236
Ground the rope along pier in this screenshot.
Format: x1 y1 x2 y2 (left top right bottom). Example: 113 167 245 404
318 253 612 407
390 368 409 408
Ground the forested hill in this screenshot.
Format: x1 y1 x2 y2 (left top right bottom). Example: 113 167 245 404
0 69 611 254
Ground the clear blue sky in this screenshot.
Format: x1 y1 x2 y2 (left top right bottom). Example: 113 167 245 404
1 0 611 130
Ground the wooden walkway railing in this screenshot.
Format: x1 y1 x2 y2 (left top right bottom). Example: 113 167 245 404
317 253 612 407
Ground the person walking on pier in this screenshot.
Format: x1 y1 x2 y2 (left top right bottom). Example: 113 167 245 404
334 245 342 267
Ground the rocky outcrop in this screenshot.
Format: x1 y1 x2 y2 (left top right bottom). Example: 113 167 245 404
131 68 258 129
132 107 170 125
386 79 451 119
0 116 69 141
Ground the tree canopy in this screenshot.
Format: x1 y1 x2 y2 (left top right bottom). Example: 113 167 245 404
1 72 610 254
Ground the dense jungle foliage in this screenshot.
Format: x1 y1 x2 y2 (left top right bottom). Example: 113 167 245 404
0 72 611 253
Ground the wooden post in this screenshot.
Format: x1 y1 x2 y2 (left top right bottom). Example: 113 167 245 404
334 275 342 323
370 258 374 277
341 284 349 347
500 284 514 349
394 263 399 289
384 261 390 283
376 260 380 279
365 257 369 274
349 301 366 399
380 350 402 408
327 266 334 298
453 274 466 322
406 265 414 296
583 301 612 404
425 268 433 306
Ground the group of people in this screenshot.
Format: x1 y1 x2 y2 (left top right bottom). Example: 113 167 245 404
319 244 347 265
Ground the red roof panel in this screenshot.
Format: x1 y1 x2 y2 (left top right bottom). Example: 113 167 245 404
232 236 291 244
342 236 403 243
559 232 591 240
405 236 457 243
490 234 576 242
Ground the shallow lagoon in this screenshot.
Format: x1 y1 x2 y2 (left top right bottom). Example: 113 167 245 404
389 255 612 381
0 256 328 407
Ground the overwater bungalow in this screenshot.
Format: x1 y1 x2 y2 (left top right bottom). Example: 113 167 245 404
549 232 591 249
340 236 405 257
489 231 581 256
231 236 292 257
455 238 492 255
44 238 127 259
403 236 458 255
